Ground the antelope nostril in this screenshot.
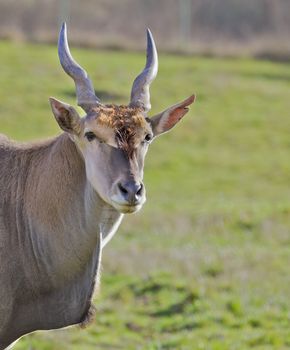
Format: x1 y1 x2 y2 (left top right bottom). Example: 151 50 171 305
136 183 143 196
118 183 128 195
117 181 144 204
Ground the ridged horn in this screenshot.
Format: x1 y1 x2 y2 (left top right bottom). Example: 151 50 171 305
58 23 100 113
130 28 158 112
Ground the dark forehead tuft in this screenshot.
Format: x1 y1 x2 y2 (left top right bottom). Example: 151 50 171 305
91 104 150 158
92 104 147 129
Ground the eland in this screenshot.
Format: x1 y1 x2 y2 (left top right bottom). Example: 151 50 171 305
0 23 195 349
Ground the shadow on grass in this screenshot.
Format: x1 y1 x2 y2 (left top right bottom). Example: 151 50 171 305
150 292 199 317
134 280 172 296
63 89 125 102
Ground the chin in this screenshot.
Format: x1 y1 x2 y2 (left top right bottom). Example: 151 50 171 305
112 202 143 214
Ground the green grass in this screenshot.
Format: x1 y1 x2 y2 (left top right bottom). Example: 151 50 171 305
1 40 290 349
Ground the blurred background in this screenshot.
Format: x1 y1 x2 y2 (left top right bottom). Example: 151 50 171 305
1 1 290 349
1 0 290 59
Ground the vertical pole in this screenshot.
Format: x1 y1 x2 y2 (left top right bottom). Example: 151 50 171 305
179 0 192 44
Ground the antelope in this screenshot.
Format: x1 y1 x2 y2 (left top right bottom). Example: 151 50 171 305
0 23 195 349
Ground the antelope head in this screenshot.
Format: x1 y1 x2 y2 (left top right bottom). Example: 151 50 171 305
50 23 195 214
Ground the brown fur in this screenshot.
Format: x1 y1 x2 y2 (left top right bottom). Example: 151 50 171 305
0 134 113 347
79 305 97 329
94 104 146 130
91 104 151 158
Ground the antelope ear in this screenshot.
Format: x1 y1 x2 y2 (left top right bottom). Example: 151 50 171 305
150 94 196 137
49 97 82 135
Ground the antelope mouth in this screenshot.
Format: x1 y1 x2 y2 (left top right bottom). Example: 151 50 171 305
111 200 144 214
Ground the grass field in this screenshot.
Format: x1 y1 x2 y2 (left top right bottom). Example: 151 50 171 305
1 40 290 350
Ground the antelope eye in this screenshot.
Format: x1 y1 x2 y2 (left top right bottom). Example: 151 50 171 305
144 134 153 142
85 132 97 142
